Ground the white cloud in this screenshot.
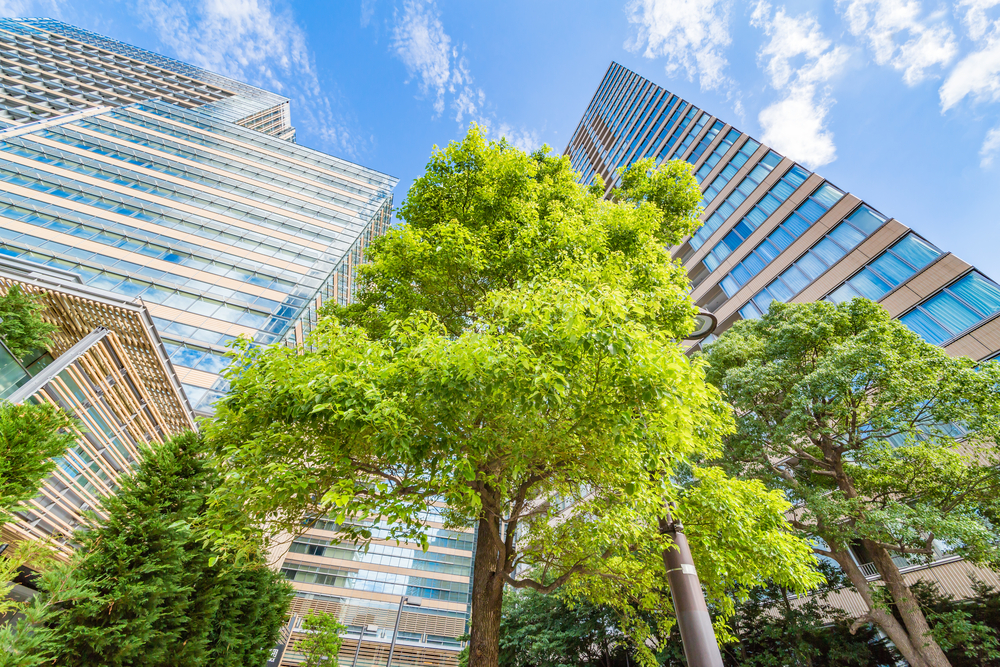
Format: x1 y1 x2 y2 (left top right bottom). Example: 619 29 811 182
361 0 376 27
481 120 541 154
980 125 1000 166
940 1 1000 110
131 0 363 156
960 0 1000 40
0 0 64 18
135 0 315 93
838 0 957 85
625 0 733 91
752 2 849 169
390 0 483 121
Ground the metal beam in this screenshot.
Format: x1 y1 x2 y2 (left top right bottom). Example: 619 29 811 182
7 327 109 405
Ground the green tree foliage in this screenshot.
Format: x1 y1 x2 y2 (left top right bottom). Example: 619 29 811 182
725 572 898 667
703 298 1000 667
299 611 345 667
0 402 75 524
0 284 56 359
498 588 632 667
205 127 820 667
497 573 900 667
913 580 1000 667
2 432 293 667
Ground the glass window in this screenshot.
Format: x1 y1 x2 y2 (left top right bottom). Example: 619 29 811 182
851 269 892 300
767 279 794 302
812 183 845 209
846 206 887 234
720 274 740 296
780 266 810 294
828 222 866 250
892 235 939 269
796 251 828 280
811 237 847 266
900 309 950 345
922 292 982 334
949 273 1000 317
753 289 775 313
796 199 826 223
869 252 912 286
827 283 861 304
740 302 763 320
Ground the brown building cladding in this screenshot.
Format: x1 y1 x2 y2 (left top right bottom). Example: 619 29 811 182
566 61 1000 364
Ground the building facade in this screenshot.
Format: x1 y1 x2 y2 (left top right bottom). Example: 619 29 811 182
0 18 397 415
0 19 472 666
0 255 196 552
567 61 1000 359
566 60 1000 615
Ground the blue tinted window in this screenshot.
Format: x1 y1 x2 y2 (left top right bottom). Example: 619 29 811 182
828 222 865 249
949 273 1000 317
846 206 886 234
768 279 794 302
742 251 766 275
812 238 844 266
754 289 775 313
892 235 939 269
869 253 912 286
924 292 981 334
782 213 809 238
901 309 952 345
796 251 827 280
721 274 740 296
828 283 861 304
797 199 826 223
780 266 810 293
851 269 892 300
770 226 794 250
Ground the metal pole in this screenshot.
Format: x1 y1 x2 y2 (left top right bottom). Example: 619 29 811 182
386 596 406 667
349 626 366 667
660 508 724 667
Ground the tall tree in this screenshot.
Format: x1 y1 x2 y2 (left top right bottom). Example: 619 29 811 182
703 298 1000 667
298 611 345 667
0 284 56 360
5 432 293 667
205 128 819 667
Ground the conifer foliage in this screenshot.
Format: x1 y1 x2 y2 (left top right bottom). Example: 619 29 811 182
4 432 292 667
0 284 56 359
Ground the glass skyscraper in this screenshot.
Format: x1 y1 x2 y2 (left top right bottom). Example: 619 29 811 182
0 18 397 415
568 62 1000 362
0 18 473 667
567 60 1000 620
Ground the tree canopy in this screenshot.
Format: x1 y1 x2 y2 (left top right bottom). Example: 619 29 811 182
206 127 820 667
704 298 1000 667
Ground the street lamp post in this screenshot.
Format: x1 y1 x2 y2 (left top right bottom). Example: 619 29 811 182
660 508 724 667
349 624 378 667
386 595 421 667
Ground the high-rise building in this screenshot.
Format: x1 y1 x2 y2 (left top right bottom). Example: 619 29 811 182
0 18 397 416
567 62 1000 360
0 19 473 667
566 61 1000 618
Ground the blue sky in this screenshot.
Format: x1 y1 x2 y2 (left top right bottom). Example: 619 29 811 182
6 0 1000 279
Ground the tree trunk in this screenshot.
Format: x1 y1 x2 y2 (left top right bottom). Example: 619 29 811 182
468 513 505 667
865 540 952 667
830 546 932 667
